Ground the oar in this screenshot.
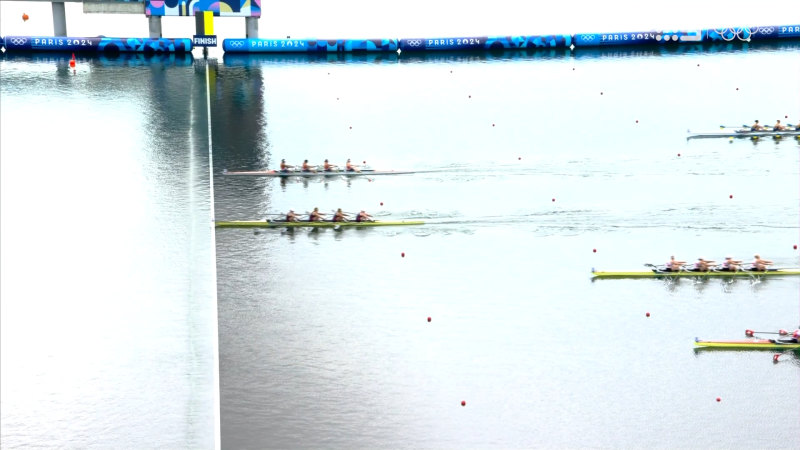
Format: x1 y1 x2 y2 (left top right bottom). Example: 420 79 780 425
745 329 794 337
719 124 749 129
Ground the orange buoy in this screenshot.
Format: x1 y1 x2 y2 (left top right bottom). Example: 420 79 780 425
22 13 29 21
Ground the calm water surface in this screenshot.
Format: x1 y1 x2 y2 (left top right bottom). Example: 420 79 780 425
1 41 799 449
1 54 218 448
214 43 800 448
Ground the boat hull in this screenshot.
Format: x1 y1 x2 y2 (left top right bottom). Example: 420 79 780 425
216 220 424 228
592 269 800 279
694 339 800 349
222 169 416 177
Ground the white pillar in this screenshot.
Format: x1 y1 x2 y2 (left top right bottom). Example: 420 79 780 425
52 2 67 36
245 17 258 39
149 15 162 39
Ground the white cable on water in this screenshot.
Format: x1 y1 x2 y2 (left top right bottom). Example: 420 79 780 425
205 57 222 450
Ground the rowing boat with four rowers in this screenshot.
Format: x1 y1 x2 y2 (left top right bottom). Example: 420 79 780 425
687 121 800 139
216 220 424 228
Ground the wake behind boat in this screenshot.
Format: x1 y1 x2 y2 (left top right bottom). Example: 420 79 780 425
222 168 417 177
216 219 425 228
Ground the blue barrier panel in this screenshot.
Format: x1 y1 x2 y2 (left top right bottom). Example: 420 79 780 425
223 38 397 53
574 30 703 47
705 25 800 42
704 28 752 42
399 35 571 51
3 36 191 53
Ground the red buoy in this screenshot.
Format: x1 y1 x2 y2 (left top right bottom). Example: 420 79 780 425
518 157 521 160
635 120 639 123
794 244 798 250
716 397 721 402
773 354 781 362
593 248 597 253
401 252 405 258
551 198 555 202
729 194 733 199
380 202 383 206
646 312 650 317
461 400 466 406
427 317 431 322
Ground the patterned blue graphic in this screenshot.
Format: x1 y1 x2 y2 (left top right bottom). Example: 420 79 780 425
2 36 191 52
399 35 571 51
223 38 398 53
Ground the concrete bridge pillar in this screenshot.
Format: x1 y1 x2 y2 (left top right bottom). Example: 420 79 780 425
52 2 67 36
245 17 258 39
149 15 163 38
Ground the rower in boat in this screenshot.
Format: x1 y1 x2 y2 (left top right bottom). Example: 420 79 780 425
323 159 338 172
719 256 742 272
772 120 786 131
280 159 295 172
355 210 373 222
690 258 716 272
345 159 360 172
332 208 349 222
308 207 325 222
750 254 774 272
750 120 764 131
302 160 317 173
664 255 686 272
285 210 300 222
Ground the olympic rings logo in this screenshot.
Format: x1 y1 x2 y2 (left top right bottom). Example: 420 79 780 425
10 37 28 45
228 40 244 48
405 39 422 46
712 27 751 41
580 35 595 41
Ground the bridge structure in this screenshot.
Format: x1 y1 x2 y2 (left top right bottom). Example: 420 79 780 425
1 0 259 39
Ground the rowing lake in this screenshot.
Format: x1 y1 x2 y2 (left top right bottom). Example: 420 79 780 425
2 41 799 448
